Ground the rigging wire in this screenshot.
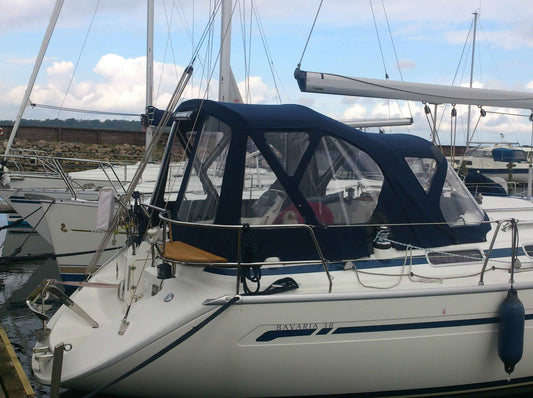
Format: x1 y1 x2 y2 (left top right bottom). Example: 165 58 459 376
159 0 180 103
29 102 139 117
369 0 394 133
297 0 323 68
251 1 283 103
477 17 526 144
185 0 224 100
486 110 532 118
369 0 388 80
369 1 413 134
237 0 251 102
380 0 413 124
54 0 101 121
434 16 474 145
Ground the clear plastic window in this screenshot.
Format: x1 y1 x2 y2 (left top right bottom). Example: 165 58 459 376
439 164 485 226
177 117 231 222
242 138 276 201
265 132 309 176
241 133 303 225
299 136 384 225
405 157 437 193
241 133 296 225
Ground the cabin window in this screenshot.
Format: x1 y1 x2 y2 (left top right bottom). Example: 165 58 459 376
523 244 533 257
439 164 485 226
405 157 437 193
177 116 231 222
299 136 384 225
427 249 484 266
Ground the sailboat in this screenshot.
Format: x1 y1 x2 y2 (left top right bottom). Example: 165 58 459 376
26 3 533 397
452 141 532 184
27 95 533 397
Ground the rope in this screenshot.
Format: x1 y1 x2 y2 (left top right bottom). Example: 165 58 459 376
2 206 41 230
380 235 515 266
0 245 124 265
82 296 239 398
347 232 532 289
9 199 56 257
349 244 412 289
119 246 153 329
485 110 531 118
297 0 323 67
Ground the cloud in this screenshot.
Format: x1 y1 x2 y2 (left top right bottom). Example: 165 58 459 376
0 0 55 34
2 53 282 120
341 103 367 120
1 54 195 120
237 76 279 104
397 59 416 70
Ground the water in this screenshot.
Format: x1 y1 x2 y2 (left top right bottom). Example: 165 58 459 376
0 220 114 398
0 224 56 397
1 259 52 397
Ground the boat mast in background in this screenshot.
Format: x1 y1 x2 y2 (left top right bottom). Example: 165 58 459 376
145 0 155 158
2 0 64 163
219 0 242 103
219 0 232 102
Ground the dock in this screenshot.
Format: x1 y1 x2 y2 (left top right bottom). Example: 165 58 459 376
0 325 34 398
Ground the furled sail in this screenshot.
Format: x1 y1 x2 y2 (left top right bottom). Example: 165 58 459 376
294 68 533 110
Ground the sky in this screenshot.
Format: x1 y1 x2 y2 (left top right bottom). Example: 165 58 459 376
2 0 533 146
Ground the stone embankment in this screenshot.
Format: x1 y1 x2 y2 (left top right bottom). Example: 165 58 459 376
4 139 168 172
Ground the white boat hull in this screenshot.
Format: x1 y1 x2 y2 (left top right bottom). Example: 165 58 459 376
0 187 100 245
40 198 127 281
32 231 533 397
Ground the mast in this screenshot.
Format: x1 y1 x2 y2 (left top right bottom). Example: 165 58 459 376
145 0 155 157
219 0 232 102
3 0 64 162
466 12 478 145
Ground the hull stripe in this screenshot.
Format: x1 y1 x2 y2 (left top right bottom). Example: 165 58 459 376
256 313 533 342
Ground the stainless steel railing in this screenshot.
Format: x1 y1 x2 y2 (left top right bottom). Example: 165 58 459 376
2 150 130 195
155 208 333 292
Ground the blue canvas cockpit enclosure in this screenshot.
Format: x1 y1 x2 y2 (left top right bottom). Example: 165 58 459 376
492 147 527 162
154 99 490 263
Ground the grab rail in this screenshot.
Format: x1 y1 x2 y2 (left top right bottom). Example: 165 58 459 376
156 208 334 292
149 201 522 294
478 218 520 286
